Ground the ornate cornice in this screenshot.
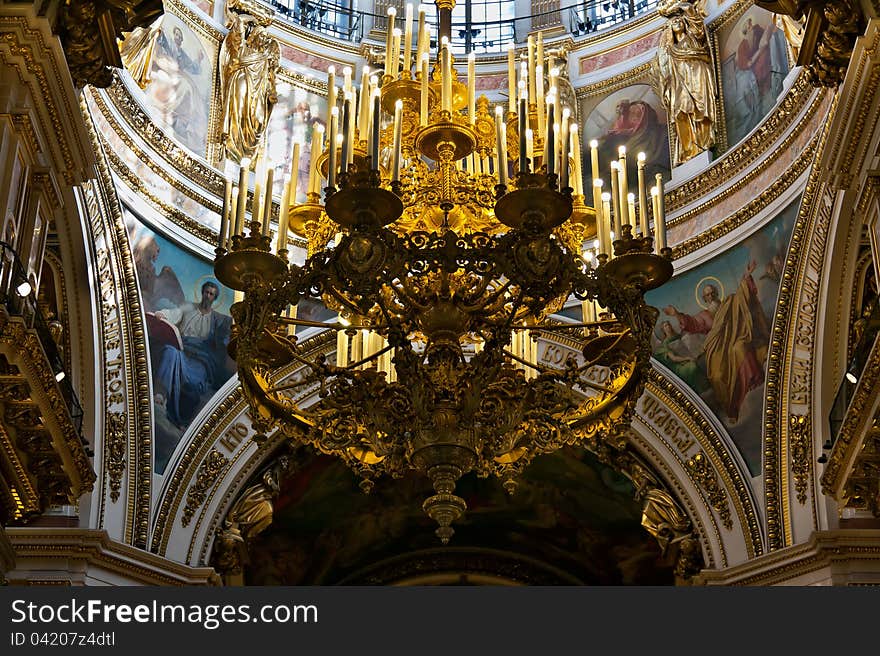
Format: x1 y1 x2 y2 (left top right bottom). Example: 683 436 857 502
6 528 220 585
671 129 816 259
695 529 880 585
574 62 654 99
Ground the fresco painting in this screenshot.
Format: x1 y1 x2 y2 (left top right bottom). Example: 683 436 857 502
140 12 213 155
126 212 234 473
245 447 674 586
720 6 790 147
645 198 799 474
582 84 671 193
264 80 327 201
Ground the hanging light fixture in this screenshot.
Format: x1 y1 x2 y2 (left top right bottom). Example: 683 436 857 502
214 2 673 543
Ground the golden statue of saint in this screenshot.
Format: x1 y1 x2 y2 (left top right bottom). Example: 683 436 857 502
654 0 718 165
219 0 280 163
118 15 164 89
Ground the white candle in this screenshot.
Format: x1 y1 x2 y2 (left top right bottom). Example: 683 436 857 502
560 107 570 190
370 88 381 165
252 151 266 228
537 31 545 79
420 53 429 124
627 192 636 228
655 173 667 251
637 152 649 237
570 124 583 196
276 177 290 254
618 145 629 225
262 165 274 236
327 66 336 117
468 52 475 125
384 8 396 77
651 186 660 247
507 42 516 114
441 37 451 113
358 66 370 142
416 5 427 68
526 128 534 171
403 4 413 77
343 66 352 96
594 179 606 255
602 191 613 256
219 177 232 249
495 106 508 186
609 160 621 235
391 27 401 79
327 106 339 190
288 142 301 206
527 35 536 108
392 99 403 182
235 158 250 236
535 64 545 139
307 124 324 195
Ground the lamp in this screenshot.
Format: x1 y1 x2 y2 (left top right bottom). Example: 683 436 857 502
214 4 673 543
15 280 31 297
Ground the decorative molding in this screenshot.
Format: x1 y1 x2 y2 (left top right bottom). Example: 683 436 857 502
789 415 812 505
106 411 126 503
181 449 229 527
6 528 220 586
695 530 880 586
685 452 733 530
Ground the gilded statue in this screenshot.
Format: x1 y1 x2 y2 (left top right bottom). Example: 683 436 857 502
654 0 718 165
118 15 164 89
640 487 692 554
219 0 280 163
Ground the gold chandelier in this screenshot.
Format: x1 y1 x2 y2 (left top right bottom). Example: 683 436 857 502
213 3 673 543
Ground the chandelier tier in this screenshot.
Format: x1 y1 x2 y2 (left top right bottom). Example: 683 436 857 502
214 2 673 543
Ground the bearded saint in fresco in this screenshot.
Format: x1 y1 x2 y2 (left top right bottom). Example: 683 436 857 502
662 260 770 423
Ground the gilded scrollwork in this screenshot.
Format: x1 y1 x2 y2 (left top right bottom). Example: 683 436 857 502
106 411 127 503
182 449 229 527
788 414 811 505
685 451 733 529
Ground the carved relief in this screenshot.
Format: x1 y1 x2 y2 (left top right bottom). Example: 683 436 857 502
182 449 229 527
106 411 126 503
685 452 733 529
789 414 811 505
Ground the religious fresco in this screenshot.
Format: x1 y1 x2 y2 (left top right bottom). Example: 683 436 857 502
645 197 799 474
263 80 327 201
139 12 214 156
245 447 674 585
581 84 671 192
125 210 235 474
719 6 790 147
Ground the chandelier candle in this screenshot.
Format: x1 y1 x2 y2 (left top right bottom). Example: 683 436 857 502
420 54 429 124
340 94 352 171
403 3 413 76
527 35 536 107
570 124 583 196
546 102 555 177
468 52 475 124
261 164 274 237
358 66 370 138
219 177 232 249
371 88 381 164
637 152 649 237
560 107 570 190
627 192 636 228
602 191 613 251
655 173 667 251
441 37 451 112
392 100 403 182
416 5 426 71
252 151 266 228
384 7 396 78
507 42 516 114
327 66 336 115
651 185 660 244
535 64 545 139
327 106 339 191
391 28 401 78
343 66 352 97
495 106 508 186
618 146 629 225
307 124 323 195
518 82 527 173
234 158 249 236
609 160 621 235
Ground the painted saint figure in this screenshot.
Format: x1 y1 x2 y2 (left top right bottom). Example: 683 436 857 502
662 260 770 423
152 281 232 428
654 0 717 164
